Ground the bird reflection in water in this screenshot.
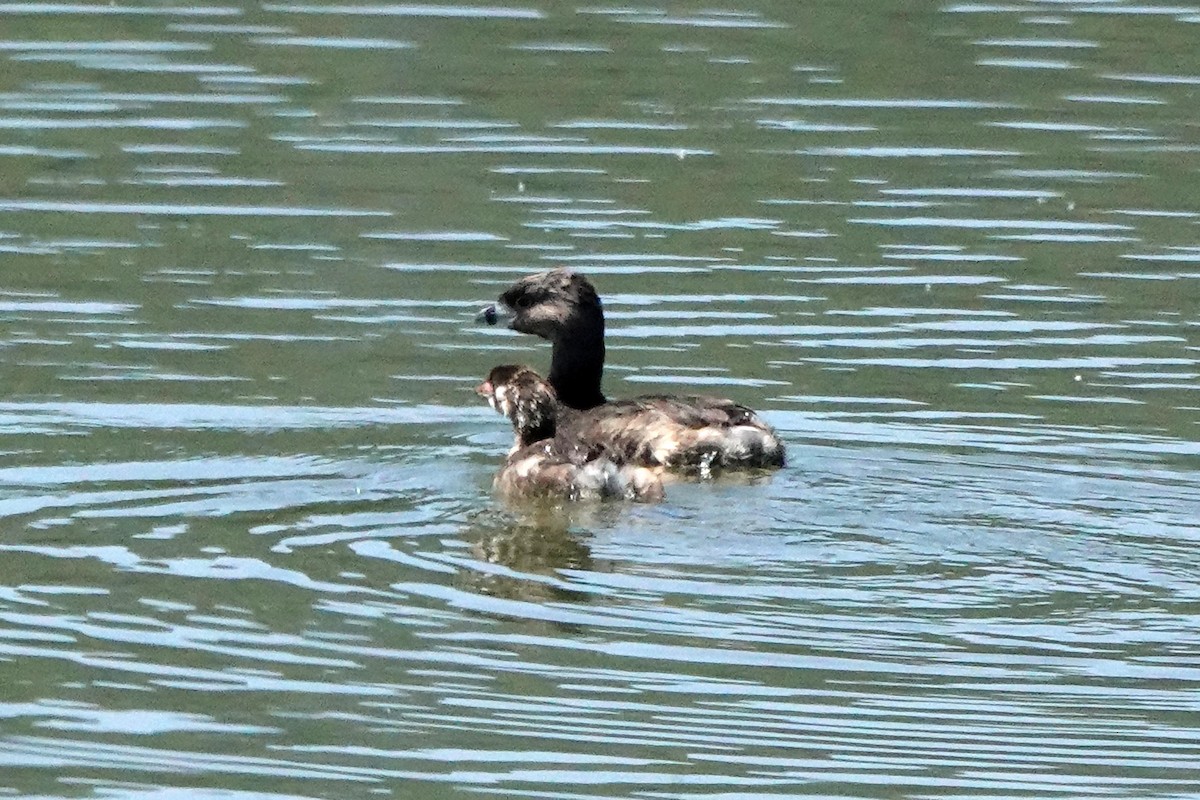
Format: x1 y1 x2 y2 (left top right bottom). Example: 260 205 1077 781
457 503 630 604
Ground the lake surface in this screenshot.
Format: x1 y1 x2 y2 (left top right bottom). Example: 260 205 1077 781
2 1 1199 798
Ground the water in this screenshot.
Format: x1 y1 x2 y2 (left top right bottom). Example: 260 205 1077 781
2 1 1199 798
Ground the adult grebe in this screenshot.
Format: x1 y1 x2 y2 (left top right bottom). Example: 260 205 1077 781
479 269 785 470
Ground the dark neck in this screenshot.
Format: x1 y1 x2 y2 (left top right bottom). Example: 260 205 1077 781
548 316 606 411
516 415 555 448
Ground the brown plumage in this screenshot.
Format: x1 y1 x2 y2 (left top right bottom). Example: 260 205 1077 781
476 365 663 502
479 269 785 470
475 364 556 452
555 393 783 473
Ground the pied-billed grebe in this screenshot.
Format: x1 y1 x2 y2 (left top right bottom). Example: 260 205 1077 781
477 365 664 502
478 269 785 470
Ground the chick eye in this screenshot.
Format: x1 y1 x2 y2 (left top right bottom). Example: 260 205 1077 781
515 295 534 309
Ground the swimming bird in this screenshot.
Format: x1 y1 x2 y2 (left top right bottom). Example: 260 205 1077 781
478 269 785 470
476 364 664 502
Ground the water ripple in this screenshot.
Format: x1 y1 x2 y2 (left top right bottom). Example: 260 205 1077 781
1 3 1198 798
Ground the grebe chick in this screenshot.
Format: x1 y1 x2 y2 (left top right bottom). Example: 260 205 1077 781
478 268 785 470
476 365 663 502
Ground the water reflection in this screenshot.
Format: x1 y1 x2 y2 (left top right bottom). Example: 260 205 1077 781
457 507 597 604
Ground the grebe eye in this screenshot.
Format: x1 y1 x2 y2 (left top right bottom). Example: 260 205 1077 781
515 295 534 309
